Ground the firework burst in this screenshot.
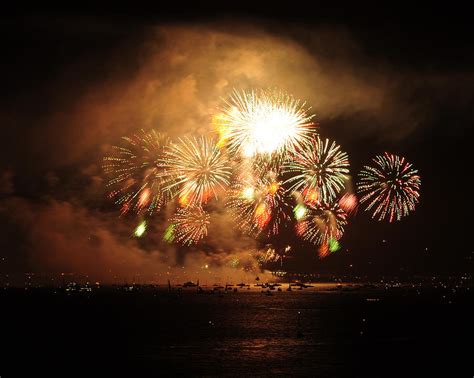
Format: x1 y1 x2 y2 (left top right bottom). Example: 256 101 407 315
283 136 350 203
295 201 348 246
168 206 211 245
215 89 316 157
253 246 280 266
226 174 291 237
103 130 170 215
357 153 421 222
160 136 232 206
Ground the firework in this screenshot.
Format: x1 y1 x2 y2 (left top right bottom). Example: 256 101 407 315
318 243 329 259
225 254 260 273
293 204 308 220
357 153 421 222
328 238 341 253
163 224 175 243
168 206 211 245
216 89 315 157
296 201 348 245
339 193 358 215
226 175 291 237
134 221 147 238
103 130 170 215
160 136 232 206
283 136 350 203
253 246 280 266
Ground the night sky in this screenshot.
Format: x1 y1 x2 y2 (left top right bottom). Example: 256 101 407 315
1 6 472 282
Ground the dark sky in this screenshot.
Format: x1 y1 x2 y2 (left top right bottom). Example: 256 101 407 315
0 6 472 281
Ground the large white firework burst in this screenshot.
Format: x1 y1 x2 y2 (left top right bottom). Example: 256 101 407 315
216 89 316 157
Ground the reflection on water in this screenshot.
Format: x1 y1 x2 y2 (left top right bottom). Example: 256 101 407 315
133 290 472 376
1 288 472 376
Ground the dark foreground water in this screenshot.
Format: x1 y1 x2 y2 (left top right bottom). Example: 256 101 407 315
1 285 472 376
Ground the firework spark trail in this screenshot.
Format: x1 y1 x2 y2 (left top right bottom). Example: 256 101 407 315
318 243 330 259
159 136 232 206
357 152 421 222
216 89 316 157
295 201 348 246
339 193 358 215
283 136 350 203
103 130 170 215
134 220 147 238
168 206 211 245
328 238 341 253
